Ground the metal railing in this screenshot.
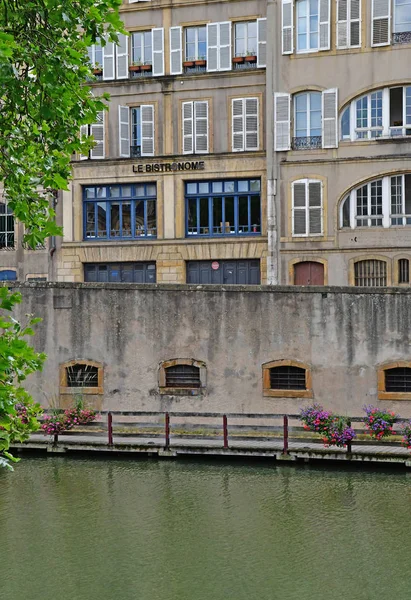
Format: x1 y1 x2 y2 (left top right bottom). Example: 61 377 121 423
130 145 141 158
291 136 322 150
393 31 411 44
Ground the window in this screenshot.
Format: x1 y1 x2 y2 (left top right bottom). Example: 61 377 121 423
186 179 261 237
185 26 207 61
118 105 155 157
83 184 156 240
292 180 323 236
336 0 361 48
398 258 410 283
88 34 129 80
234 21 258 57
394 0 411 41
378 362 411 400
0 202 14 249
0 270 16 281
293 92 322 149
297 0 319 51
232 98 259 152
131 30 153 66
60 360 103 395
80 112 105 160
354 259 387 286
87 41 103 70
187 260 260 285
84 262 156 283
282 0 330 54
159 359 206 395
182 101 208 154
355 181 383 227
262 360 312 398
356 91 383 139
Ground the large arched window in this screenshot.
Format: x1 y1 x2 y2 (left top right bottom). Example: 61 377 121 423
340 174 411 229
0 202 14 249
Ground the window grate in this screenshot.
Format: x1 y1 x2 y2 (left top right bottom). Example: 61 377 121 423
398 259 410 284
385 367 411 392
165 365 200 388
269 366 306 390
66 364 99 387
354 260 387 286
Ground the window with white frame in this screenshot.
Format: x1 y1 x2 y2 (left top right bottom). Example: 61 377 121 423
336 0 361 48
87 41 103 69
341 174 411 228
372 0 411 46
118 105 155 158
232 98 259 152
234 21 258 57
185 26 207 61
340 85 411 141
88 34 129 80
282 0 330 54
293 92 322 148
80 112 105 160
131 31 153 66
393 0 411 41
0 201 14 249
182 101 209 154
292 179 323 236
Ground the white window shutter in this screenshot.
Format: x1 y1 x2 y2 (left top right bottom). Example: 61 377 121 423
170 26 182 75
292 182 307 235
141 105 155 156
119 106 130 158
194 101 209 153
274 93 291 151
308 181 323 235
282 0 294 54
207 23 219 72
245 97 259 151
182 102 194 154
219 22 231 71
372 0 390 46
322 88 338 148
90 112 105 159
87 46 95 66
350 0 361 47
116 33 129 80
257 18 267 67
79 125 89 160
232 99 244 151
152 28 164 76
319 0 331 50
103 40 115 80
337 0 348 48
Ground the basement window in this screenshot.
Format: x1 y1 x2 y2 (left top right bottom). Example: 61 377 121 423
262 360 312 398
378 362 411 400
165 365 200 388
159 359 206 395
60 360 103 395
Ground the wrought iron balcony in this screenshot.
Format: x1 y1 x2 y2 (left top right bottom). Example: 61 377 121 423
291 136 322 150
130 145 142 158
0 232 15 250
393 31 411 44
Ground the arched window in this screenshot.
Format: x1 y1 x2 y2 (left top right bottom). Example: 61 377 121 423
354 259 387 286
292 179 323 236
378 362 411 400
293 92 322 149
60 360 103 395
262 360 312 398
159 359 206 395
165 365 200 388
66 364 99 387
0 202 14 249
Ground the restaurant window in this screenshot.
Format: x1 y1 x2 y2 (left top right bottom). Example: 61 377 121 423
262 360 312 398
84 262 156 283
185 179 261 237
83 184 156 240
159 359 206 395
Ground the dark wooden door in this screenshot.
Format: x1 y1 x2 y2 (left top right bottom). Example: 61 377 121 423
294 261 324 285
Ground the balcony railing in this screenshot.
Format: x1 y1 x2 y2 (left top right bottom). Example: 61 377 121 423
130 145 141 158
291 136 322 150
0 232 15 250
393 31 411 44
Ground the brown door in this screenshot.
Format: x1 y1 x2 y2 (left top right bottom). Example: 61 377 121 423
294 261 324 285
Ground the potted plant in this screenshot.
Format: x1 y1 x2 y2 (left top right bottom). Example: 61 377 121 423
363 405 398 440
141 61 152 72
92 62 103 76
232 54 245 64
183 56 195 68
194 55 206 67
244 50 257 63
300 404 356 448
129 59 142 72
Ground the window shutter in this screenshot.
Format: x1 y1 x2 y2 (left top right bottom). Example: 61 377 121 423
337 0 348 48
207 23 219 72
232 99 244 151
90 112 105 159
194 101 208 153
349 0 361 47
282 0 293 54
245 97 259 151
219 22 231 71
103 39 115 80
372 0 390 46
292 182 307 235
322 88 338 148
182 102 194 154
308 181 322 234
257 18 267 67
119 106 130 157
274 93 291 151
79 125 89 160
170 26 182 75
319 0 331 50
141 105 155 156
152 28 164 76
116 33 129 80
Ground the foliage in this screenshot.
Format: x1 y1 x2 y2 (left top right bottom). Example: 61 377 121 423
42 398 97 436
300 404 356 448
0 287 45 469
0 0 125 247
362 405 397 441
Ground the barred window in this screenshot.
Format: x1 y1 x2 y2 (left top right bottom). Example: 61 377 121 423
269 366 306 390
385 367 411 393
165 365 201 388
66 364 99 387
398 258 410 284
354 260 387 286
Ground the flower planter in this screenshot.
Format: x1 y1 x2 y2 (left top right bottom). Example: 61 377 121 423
129 65 142 72
244 55 257 63
194 60 206 67
141 64 152 72
232 56 245 64
183 61 195 68
93 69 103 76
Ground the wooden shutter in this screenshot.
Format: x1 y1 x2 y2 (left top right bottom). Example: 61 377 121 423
103 39 115 80
322 88 338 148
207 23 219 72
308 181 322 235
372 0 390 46
90 112 105 159
170 26 182 75
292 181 307 235
257 18 267 67
141 105 154 156
349 0 361 47
194 101 208 153
119 106 130 157
152 28 164 76
274 93 291 151
232 99 244 151
245 98 259 151
182 102 194 154
282 0 293 54
79 125 89 160
116 33 129 79
337 0 349 48
319 0 331 50
219 22 232 71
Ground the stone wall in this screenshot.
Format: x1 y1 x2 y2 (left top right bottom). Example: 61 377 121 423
9 282 411 417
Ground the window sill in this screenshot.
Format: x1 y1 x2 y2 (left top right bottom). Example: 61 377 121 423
159 387 204 396
378 392 411 401
60 386 103 395
376 136 411 143
263 389 313 398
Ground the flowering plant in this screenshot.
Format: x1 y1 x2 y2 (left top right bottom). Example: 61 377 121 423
401 421 411 449
362 405 397 440
42 399 97 437
300 404 355 448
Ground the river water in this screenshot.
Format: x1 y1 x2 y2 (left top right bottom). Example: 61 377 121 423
1 456 410 600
